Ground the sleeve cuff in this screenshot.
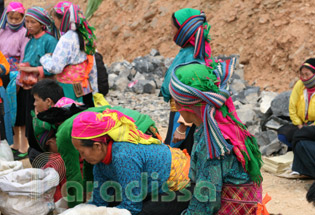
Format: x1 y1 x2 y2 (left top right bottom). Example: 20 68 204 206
38 66 44 78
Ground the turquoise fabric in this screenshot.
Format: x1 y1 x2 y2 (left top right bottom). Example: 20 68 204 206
6 71 18 127
91 142 172 215
161 46 204 102
23 33 58 76
185 125 251 215
0 86 13 145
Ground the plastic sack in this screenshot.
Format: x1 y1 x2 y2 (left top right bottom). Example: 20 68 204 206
59 204 131 215
0 168 59 215
0 160 23 177
0 140 14 161
18 62 39 90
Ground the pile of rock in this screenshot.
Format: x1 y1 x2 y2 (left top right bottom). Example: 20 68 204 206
105 50 293 156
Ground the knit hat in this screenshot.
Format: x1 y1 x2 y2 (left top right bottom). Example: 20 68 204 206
300 58 315 74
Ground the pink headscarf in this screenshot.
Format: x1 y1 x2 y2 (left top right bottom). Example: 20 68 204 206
53 1 72 15
7 2 25 14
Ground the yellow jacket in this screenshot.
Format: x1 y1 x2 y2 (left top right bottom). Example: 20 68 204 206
289 80 315 125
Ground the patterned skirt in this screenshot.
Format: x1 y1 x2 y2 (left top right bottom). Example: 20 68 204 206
217 183 262 215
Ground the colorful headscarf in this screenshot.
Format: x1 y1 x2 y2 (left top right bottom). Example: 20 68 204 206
71 109 161 145
0 2 25 31
25 7 59 38
169 62 262 184
57 3 96 55
173 8 217 68
300 58 315 89
54 1 72 15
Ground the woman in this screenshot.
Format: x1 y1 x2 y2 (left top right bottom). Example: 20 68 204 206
15 7 58 160
161 8 218 153
40 1 98 107
169 62 263 214
71 109 192 215
0 2 28 152
278 58 315 149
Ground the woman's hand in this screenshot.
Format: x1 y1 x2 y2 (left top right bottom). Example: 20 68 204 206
172 123 187 143
298 124 303 129
19 66 38 73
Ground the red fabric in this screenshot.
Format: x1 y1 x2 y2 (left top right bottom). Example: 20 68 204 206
101 140 113 164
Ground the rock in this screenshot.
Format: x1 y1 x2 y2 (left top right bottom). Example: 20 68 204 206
236 104 257 125
255 130 278 147
132 80 156 94
150 49 160 56
143 9 157 21
231 91 247 104
265 119 282 130
259 139 286 156
164 58 174 69
109 61 132 76
259 91 278 114
132 56 154 74
244 86 260 104
108 73 118 89
270 91 291 117
114 75 129 92
230 79 246 93
143 80 156 94
134 72 146 80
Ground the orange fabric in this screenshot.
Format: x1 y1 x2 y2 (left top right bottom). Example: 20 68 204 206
57 55 94 88
0 52 10 87
256 193 271 215
167 147 190 191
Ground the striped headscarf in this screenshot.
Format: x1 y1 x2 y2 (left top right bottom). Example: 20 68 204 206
173 8 216 68
58 3 96 55
300 59 315 89
53 1 72 15
72 109 161 145
25 7 58 38
0 2 25 31
169 62 262 184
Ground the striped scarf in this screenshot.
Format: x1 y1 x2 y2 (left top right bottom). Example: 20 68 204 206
60 4 96 55
169 62 262 184
0 2 25 31
25 7 59 39
170 62 233 158
301 73 315 89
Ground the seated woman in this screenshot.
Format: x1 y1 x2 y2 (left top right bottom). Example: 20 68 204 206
169 62 263 214
278 58 315 149
71 109 192 215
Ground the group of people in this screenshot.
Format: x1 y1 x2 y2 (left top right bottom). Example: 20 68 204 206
0 2 269 214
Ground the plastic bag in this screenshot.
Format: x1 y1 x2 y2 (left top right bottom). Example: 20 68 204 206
18 62 39 90
0 168 59 215
59 204 131 215
0 160 23 177
0 139 14 161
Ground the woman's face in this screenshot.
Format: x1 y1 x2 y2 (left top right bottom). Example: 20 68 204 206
51 11 61 31
72 138 107 165
25 16 43 35
7 11 24 24
175 101 196 124
300 67 314 80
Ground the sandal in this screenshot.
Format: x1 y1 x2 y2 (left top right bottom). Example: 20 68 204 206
11 148 19 154
14 151 28 160
277 169 310 179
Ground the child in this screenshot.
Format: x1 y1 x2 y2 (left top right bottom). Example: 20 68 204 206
14 7 58 160
0 51 13 146
0 1 29 87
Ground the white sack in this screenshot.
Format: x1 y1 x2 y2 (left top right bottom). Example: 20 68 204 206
0 140 14 161
0 160 23 176
59 204 131 215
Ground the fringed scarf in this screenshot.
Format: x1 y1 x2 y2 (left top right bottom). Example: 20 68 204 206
71 109 161 145
173 8 217 68
169 62 262 184
0 2 25 31
25 7 59 39
59 4 96 55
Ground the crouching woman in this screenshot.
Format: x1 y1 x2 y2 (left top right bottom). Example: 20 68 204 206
71 109 192 215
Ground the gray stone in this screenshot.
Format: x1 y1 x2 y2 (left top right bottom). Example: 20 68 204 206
259 139 287 156
231 91 247 104
134 72 146 80
114 76 129 92
270 91 291 117
132 56 154 74
230 79 246 93
164 57 174 69
108 73 118 89
150 49 160 56
265 119 282 130
255 130 278 147
259 91 278 114
244 86 260 96
233 68 244 80
236 104 257 125
143 80 156 94
109 61 132 76
132 80 156 94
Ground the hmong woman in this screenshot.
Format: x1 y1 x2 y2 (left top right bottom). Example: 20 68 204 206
169 62 263 214
15 7 58 160
161 8 218 154
71 109 192 215
0 1 29 88
40 1 97 107
0 2 28 151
